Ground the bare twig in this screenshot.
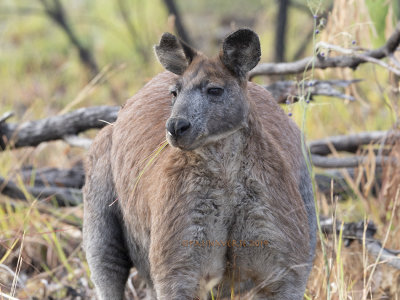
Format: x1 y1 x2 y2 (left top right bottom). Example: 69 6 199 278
0 112 14 124
163 0 193 46
292 4 333 61
389 53 400 69
249 22 400 78
317 41 400 76
38 0 99 76
0 292 20 300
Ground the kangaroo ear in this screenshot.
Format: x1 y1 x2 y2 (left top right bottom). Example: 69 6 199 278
220 29 261 78
154 33 197 75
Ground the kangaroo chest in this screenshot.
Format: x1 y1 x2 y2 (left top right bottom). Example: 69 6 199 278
182 152 265 229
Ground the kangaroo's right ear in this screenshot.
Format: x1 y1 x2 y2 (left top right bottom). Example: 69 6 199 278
220 29 261 78
154 33 197 75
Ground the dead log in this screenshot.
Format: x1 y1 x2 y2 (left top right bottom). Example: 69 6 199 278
0 175 82 206
266 79 358 103
315 167 384 200
309 131 400 156
311 154 396 169
249 22 400 78
18 164 84 189
0 106 119 150
320 217 400 270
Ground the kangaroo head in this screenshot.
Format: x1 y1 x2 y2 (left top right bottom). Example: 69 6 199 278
155 29 261 151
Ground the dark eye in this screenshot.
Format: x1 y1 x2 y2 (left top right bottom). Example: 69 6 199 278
207 87 224 96
169 89 178 105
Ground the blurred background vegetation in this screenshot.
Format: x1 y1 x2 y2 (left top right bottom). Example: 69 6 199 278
0 0 399 299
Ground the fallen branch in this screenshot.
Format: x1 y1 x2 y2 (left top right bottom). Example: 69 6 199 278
308 131 400 156
266 79 358 103
0 175 82 206
320 217 400 270
317 41 400 76
0 106 119 150
315 167 383 198
311 154 395 169
17 164 84 189
249 22 400 78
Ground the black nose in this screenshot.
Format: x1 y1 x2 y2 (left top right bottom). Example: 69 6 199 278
166 118 191 138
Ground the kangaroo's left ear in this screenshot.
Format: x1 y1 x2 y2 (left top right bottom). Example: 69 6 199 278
154 33 197 75
220 29 261 78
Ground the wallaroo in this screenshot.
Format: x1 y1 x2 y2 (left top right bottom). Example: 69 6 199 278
83 29 317 300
